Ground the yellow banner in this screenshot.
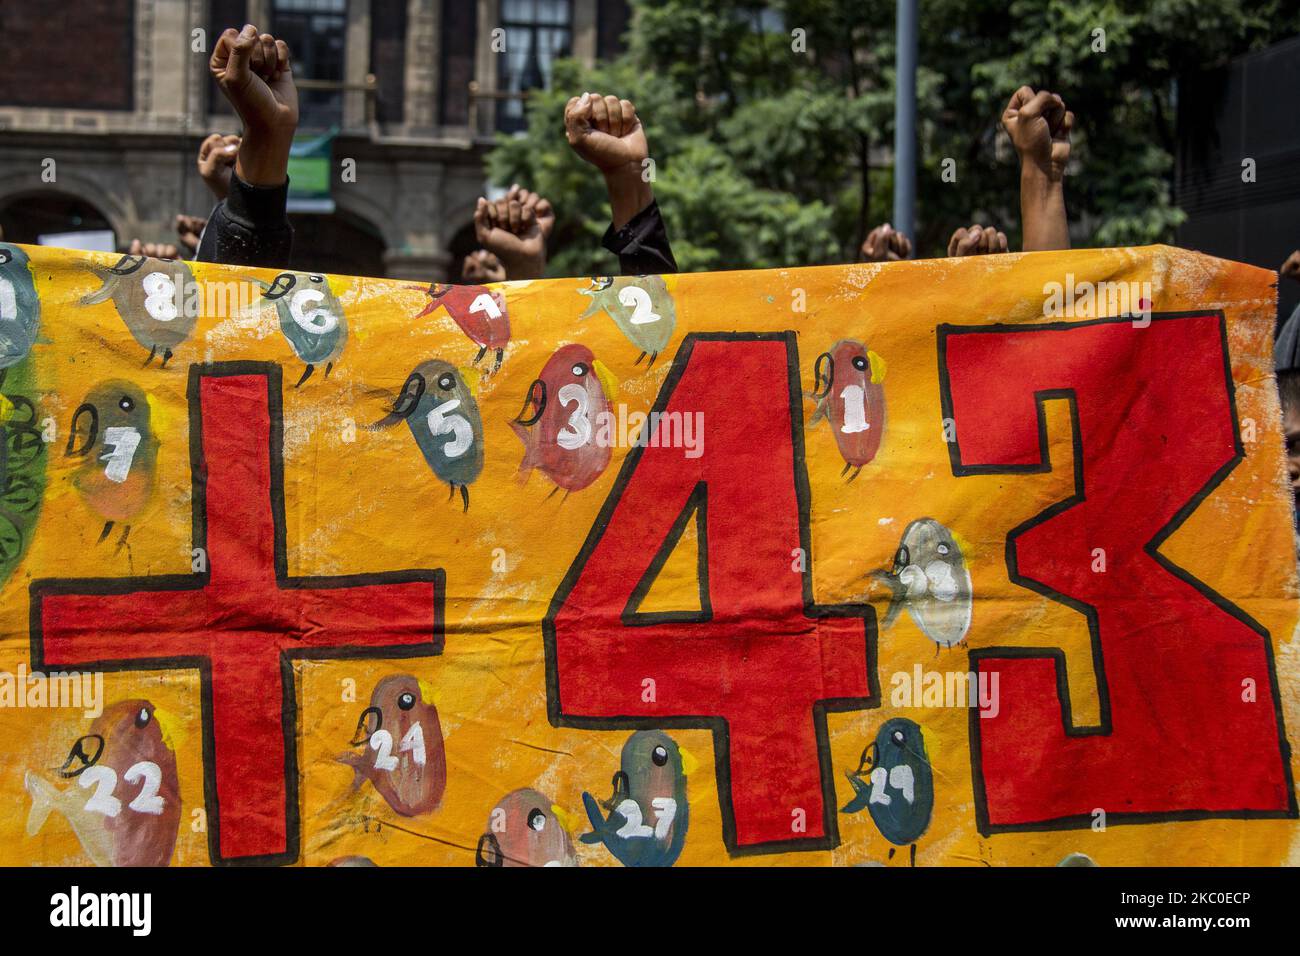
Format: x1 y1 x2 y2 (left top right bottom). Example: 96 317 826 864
0 241 1295 867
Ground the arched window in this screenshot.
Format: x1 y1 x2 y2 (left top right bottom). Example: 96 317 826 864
0 192 116 249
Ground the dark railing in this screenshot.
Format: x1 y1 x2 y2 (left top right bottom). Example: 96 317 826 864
467 82 529 138
292 75 380 131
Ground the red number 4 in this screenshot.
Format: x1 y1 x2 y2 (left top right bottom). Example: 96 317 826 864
546 333 877 855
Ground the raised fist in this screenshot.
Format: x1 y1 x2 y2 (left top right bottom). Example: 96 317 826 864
1002 86 1073 180
947 223 1009 257
211 25 297 135
564 92 649 174
197 133 241 200
473 184 555 279
860 223 912 262
175 215 207 254
127 238 182 260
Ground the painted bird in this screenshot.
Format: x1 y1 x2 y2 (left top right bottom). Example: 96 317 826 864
79 253 196 367
338 674 446 817
476 788 577 867
578 275 676 366
25 699 181 867
0 243 41 375
510 344 615 498
256 271 347 387
371 360 483 512
871 518 973 650
65 380 158 555
414 282 510 375
808 339 886 480
842 717 934 865
581 730 692 867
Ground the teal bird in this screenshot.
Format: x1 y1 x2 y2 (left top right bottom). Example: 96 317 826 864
578 275 676 366
258 272 347 387
0 244 40 375
581 730 692 867
842 717 934 864
371 360 484 512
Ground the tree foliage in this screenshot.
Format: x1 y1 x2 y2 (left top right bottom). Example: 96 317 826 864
488 0 1300 275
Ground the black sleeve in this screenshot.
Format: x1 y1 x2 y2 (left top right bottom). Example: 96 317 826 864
196 173 294 269
601 199 678 276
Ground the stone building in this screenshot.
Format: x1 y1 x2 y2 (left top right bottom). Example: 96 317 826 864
0 0 631 279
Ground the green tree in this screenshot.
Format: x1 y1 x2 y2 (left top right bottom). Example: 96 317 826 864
488 0 1300 274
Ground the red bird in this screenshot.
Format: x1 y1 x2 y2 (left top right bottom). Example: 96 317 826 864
414 282 510 374
510 344 616 498
809 339 887 480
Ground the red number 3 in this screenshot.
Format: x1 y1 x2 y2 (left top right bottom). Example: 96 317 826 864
941 312 1296 832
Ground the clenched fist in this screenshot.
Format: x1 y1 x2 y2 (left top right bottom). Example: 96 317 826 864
564 92 648 173
127 238 182 260
1002 86 1073 181
473 185 555 280
197 133 241 200
210 24 297 186
860 223 912 262
175 215 207 254
947 224 1009 257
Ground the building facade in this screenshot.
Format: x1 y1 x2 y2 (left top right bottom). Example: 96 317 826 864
0 0 631 279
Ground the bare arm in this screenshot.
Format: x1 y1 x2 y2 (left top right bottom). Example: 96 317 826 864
1002 86 1072 252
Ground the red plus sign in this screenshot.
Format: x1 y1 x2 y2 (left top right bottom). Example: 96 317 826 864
546 335 875 854
31 364 442 865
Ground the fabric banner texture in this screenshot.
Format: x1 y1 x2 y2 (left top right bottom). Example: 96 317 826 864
0 241 1295 867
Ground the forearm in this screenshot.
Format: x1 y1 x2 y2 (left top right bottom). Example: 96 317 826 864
1019 167 1069 252
500 255 545 281
603 164 654 232
235 127 293 188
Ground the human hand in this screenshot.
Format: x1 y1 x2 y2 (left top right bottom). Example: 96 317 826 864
197 133 241 200
473 184 554 279
127 238 182 259
1002 86 1073 182
461 250 507 284
947 223 1009 257
210 24 298 186
860 223 912 262
564 92 648 173
174 215 207 254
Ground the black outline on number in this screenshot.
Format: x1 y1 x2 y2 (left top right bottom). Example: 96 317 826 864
29 361 444 867
936 310 1297 836
543 331 879 858
620 481 712 626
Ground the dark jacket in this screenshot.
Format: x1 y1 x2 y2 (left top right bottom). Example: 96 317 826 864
196 173 293 269
602 200 677 276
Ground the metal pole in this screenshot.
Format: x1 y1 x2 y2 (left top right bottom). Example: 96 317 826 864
893 0 918 243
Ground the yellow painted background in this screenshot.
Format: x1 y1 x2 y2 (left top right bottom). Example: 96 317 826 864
2 243 1296 866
